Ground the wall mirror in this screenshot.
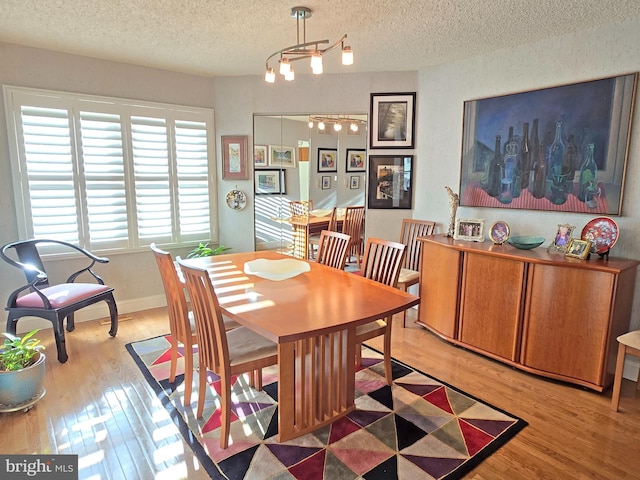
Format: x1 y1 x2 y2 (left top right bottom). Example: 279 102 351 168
253 113 367 256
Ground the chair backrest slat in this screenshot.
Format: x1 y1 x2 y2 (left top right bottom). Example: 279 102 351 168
289 200 313 217
342 206 365 247
178 260 229 377
361 238 406 287
150 243 192 342
399 219 436 271
315 230 351 270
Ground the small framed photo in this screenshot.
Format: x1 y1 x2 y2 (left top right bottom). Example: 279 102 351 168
254 144 268 168
222 135 248 180
454 219 485 242
255 169 286 195
489 221 510 245
565 238 592 259
346 149 366 172
269 145 296 168
321 176 331 190
318 148 337 172
548 223 575 253
370 92 416 149
350 175 360 189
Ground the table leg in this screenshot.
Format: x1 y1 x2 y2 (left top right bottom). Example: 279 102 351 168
277 328 356 442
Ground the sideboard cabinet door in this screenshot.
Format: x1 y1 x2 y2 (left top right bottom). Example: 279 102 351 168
521 264 614 385
459 252 525 362
418 241 461 339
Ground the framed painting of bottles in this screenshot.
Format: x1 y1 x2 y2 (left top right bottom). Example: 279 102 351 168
458 73 637 215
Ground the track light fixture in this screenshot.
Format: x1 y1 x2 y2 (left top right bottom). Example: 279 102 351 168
264 6 353 83
307 115 366 134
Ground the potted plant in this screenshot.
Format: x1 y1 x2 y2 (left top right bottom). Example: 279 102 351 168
0 329 46 408
186 242 231 258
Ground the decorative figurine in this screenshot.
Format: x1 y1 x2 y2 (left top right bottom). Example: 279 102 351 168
445 186 459 237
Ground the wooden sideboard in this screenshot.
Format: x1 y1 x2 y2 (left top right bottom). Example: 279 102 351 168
417 235 640 391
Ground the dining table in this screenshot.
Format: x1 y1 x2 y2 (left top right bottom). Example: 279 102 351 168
180 250 419 442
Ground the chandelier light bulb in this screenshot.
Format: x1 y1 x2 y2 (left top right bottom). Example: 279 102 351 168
308 120 314 128
279 58 291 75
350 122 358 132
342 46 353 65
284 67 295 81
333 122 342 132
265 67 275 83
318 121 325 130
311 52 323 74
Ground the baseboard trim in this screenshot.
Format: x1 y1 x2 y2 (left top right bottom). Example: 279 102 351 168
11 295 167 334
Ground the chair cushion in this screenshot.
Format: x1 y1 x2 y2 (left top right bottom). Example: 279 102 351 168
356 319 387 339
227 327 278 366
15 283 112 309
397 268 419 285
617 330 640 350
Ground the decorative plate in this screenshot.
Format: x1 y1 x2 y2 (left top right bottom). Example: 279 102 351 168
244 258 310 281
581 217 619 254
226 189 247 210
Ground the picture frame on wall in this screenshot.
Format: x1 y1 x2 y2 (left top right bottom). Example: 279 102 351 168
369 92 416 149
346 149 366 172
321 176 331 190
222 135 248 180
453 219 485 242
458 73 637 215
255 169 286 195
254 144 268 168
350 175 360 189
367 155 413 209
317 148 338 172
269 145 296 168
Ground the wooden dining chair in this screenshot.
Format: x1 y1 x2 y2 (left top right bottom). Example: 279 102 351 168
611 330 640 412
354 238 406 385
342 205 365 268
397 219 436 326
308 207 338 258
150 243 238 406
289 200 313 217
314 230 351 270
177 259 278 449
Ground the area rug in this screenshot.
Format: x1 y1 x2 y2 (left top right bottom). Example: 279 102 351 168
126 335 527 479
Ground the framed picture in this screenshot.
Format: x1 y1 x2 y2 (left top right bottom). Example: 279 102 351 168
548 223 575 253
350 175 360 190
269 145 296 168
367 155 413 209
370 92 416 149
489 221 510 244
458 73 637 215
254 144 268 168
321 176 331 190
255 169 286 195
454 219 485 242
346 149 366 172
318 148 337 172
221 135 248 180
566 238 592 259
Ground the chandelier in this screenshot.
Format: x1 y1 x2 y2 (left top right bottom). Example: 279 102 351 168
308 115 365 133
264 6 353 83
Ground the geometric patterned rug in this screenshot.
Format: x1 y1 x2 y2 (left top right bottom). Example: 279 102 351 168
126 334 527 480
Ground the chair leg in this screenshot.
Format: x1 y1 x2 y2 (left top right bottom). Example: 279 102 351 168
197 365 207 419
355 342 362 366
169 339 179 383
611 343 626 411
52 315 69 364
5 313 19 335
183 343 194 407
66 313 75 332
383 320 393 385
105 294 118 337
220 374 232 449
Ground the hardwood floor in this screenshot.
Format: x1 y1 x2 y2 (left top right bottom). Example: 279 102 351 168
1 308 638 479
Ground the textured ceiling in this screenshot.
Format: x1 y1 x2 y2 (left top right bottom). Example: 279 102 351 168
2 0 640 77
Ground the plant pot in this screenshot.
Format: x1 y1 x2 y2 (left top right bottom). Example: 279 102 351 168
0 351 46 407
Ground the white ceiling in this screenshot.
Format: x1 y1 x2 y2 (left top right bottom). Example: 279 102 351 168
2 0 640 78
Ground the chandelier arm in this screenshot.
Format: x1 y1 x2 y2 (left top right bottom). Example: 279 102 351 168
265 39 330 68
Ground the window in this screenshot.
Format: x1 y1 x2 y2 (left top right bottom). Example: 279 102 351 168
4 86 216 253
